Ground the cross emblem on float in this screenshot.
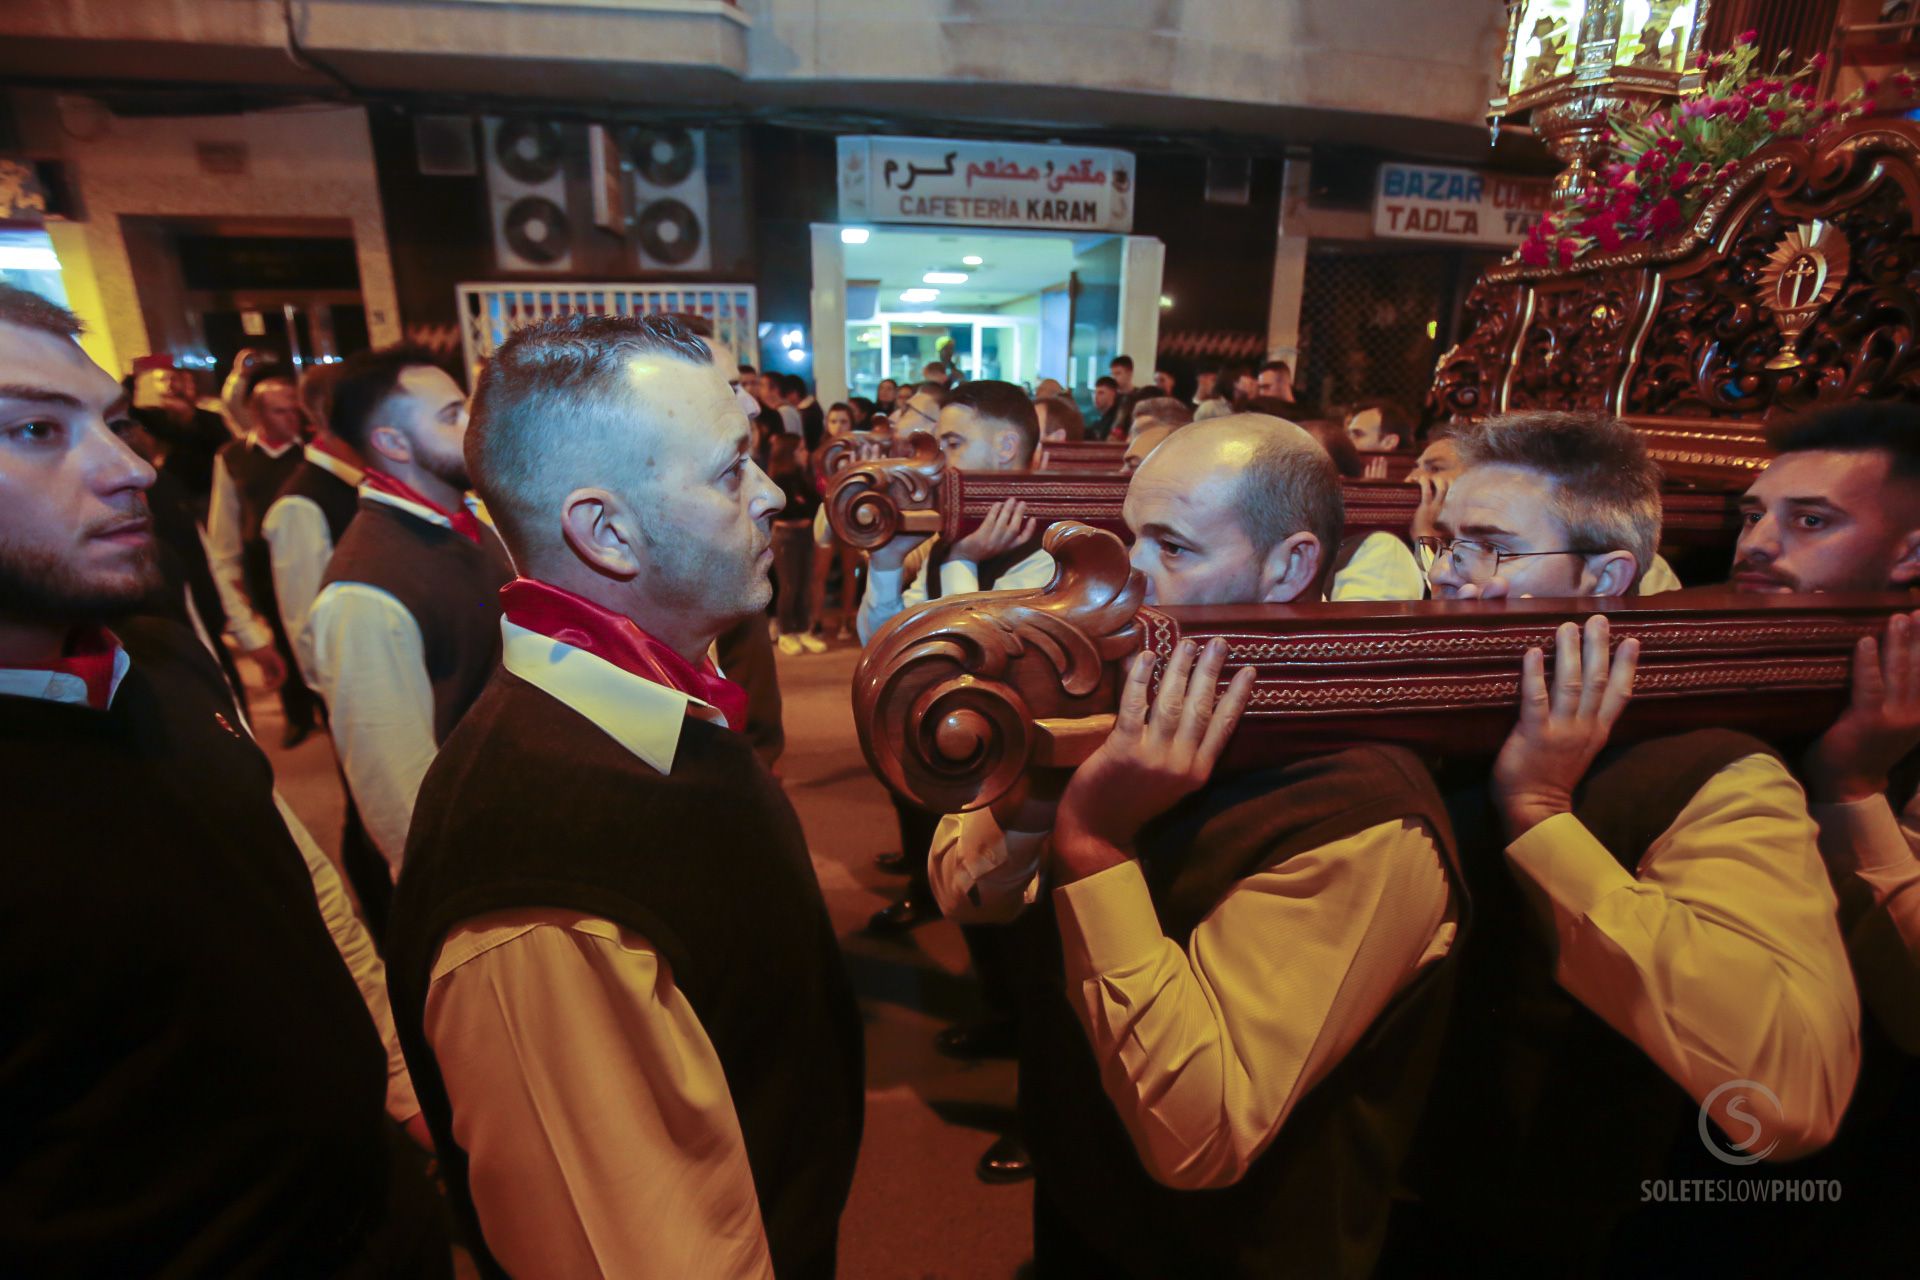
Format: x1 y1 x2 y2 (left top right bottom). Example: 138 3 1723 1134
1756 221 1850 371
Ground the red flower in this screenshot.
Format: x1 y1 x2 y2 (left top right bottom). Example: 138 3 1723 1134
1520 238 1550 268
1738 28 1759 45
1647 197 1684 236
1865 79 1882 96
1811 52 1829 70
1556 237 1579 269
1659 133 1685 154
1727 98 1752 123
1766 108 1789 128
1670 162 1695 189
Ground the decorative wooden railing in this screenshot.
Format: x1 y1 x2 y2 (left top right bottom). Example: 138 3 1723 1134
1430 119 1920 486
817 429 915 481
825 455 1743 557
851 521 1908 814
1035 440 1128 472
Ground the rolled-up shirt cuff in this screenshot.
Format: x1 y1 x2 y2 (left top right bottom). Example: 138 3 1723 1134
939 560 982 597
228 614 273 653
1809 793 1920 882
1055 860 1166 979
1504 811 1638 927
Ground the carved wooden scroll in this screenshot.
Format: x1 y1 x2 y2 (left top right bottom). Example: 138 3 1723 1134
829 461 1742 555
1430 119 1920 485
824 432 946 550
817 428 929 481
854 521 1910 814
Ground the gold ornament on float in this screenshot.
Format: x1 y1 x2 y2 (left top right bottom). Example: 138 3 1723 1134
1756 221 1850 371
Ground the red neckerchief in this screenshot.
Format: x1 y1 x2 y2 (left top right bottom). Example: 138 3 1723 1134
362 471 482 544
23 627 123 710
309 435 363 471
500 578 749 732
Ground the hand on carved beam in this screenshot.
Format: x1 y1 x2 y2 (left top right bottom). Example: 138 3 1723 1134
1803 610 1920 804
1491 616 1641 840
1051 639 1256 885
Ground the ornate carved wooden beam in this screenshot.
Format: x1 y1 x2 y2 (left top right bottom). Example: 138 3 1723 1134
828 460 1742 554
853 521 1910 814
1036 440 1128 472
817 429 918 481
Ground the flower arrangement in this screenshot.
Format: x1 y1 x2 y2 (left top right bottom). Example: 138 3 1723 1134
1518 31 1916 269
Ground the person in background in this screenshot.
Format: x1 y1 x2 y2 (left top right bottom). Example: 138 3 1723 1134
874 376 899 416
769 433 826 656
129 358 233 521
1153 369 1177 396
1124 423 1176 472
774 373 806 440
218 346 276 437
793 375 826 452
1297 417 1427 602
1089 376 1122 441
1346 397 1415 456
302 348 513 936
1131 394 1194 434
810 403 864 640
1230 364 1259 405
848 395 878 428
1034 394 1086 469
1406 426 1464 541
1109 354 1137 398
1192 368 1218 406
387 312 863 1280
1033 376 1066 401
894 380 946 438
922 359 952 388
1255 359 1295 403
208 376 313 746
1194 365 1237 420
0 282 448 1278
262 361 378 682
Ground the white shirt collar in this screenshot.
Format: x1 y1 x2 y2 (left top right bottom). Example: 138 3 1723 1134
0 642 131 709
249 433 297 459
499 619 725 774
304 443 365 487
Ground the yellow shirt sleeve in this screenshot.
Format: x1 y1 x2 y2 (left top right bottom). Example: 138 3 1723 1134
1503 752 1861 1160
424 911 775 1280
1051 817 1456 1190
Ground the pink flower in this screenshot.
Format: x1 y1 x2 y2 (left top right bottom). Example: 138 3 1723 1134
1738 28 1759 45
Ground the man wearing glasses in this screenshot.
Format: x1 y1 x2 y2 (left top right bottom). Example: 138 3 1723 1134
1420 411 1680 599
1384 410 1858 1272
890 380 945 436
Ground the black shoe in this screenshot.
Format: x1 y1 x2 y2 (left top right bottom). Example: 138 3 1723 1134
865 895 939 935
280 719 314 750
975 1133 1033 1184
873 849 911 873
936 1019 1018 1061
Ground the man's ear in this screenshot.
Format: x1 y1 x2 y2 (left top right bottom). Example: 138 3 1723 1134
365 423 412 468
1586 550 1639 598
1891 529 1920 586
1380 433 1402 453
995 427 1023 468
559 487 644 581
1258 531 1322 603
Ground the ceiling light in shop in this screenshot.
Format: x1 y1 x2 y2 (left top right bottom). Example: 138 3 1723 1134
840 227 871 245
923 271 968 285
900 288 939 303
962 255 984 266
1159 295 1174 309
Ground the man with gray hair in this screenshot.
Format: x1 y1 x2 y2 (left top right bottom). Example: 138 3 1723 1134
386 313 863 1280
929 415 1463 1275
1424 410 1680 599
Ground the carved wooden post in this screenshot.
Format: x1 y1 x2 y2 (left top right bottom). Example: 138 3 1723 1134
852 522 1144 813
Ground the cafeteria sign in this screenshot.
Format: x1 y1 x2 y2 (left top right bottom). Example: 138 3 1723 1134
838 136 1134 233
1374 162 1550 248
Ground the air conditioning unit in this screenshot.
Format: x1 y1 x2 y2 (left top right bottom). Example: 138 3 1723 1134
484 118 573 272
628 127 710 272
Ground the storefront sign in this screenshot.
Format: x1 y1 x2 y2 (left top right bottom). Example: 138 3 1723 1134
838 136 1134 233
1373 162 1550 247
